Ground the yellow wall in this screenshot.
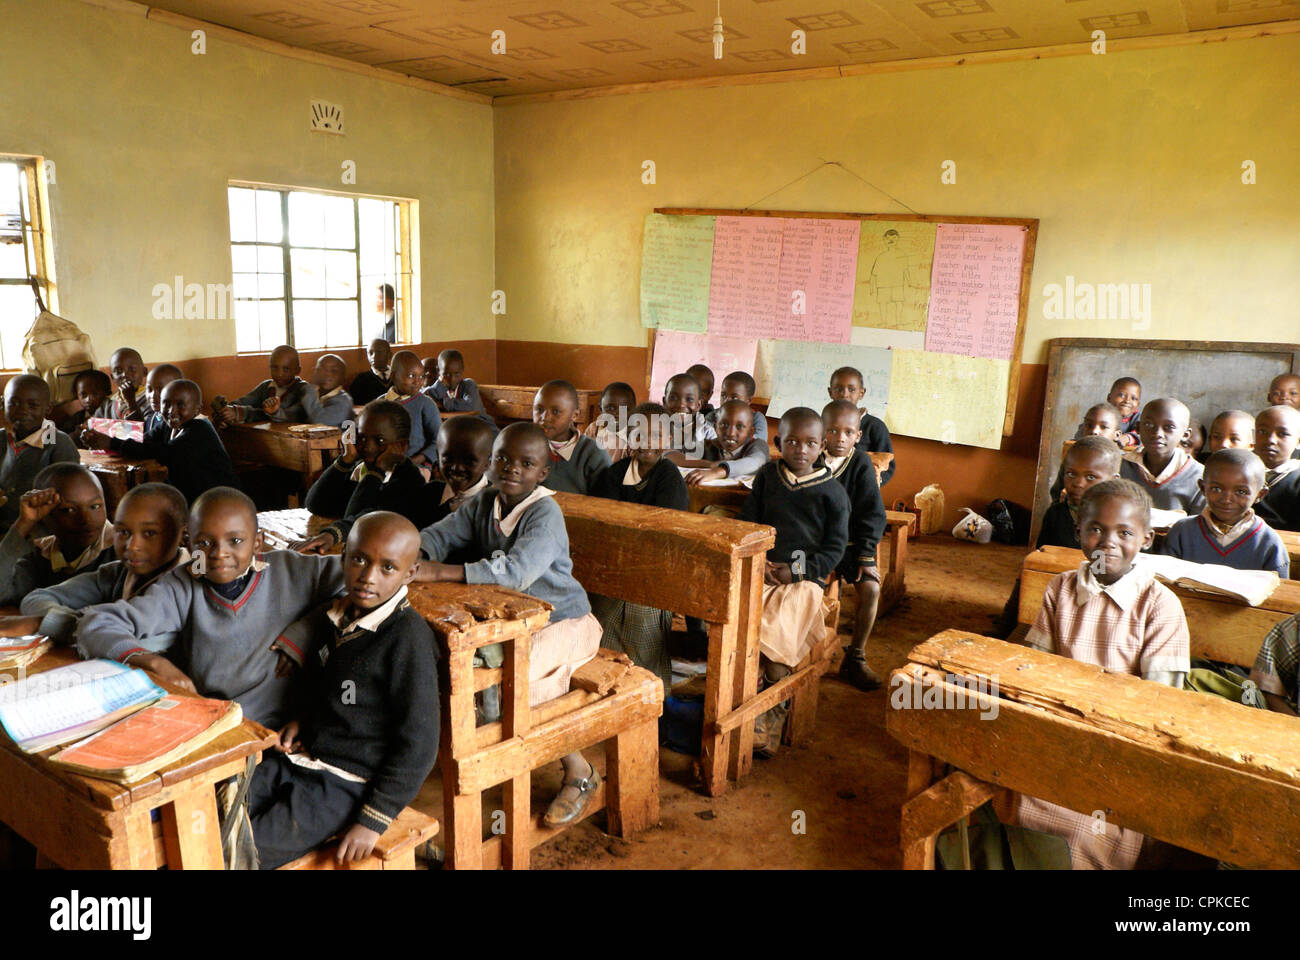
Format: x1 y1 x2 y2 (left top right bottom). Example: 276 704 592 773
494 34 1300 362
0 0 495 363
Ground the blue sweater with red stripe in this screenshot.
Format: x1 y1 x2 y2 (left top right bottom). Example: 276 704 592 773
1160 514 1289 579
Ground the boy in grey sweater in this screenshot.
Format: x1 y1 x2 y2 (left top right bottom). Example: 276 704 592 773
0 374 79 533
76 487 344 728
686 399 770 484
533 379 611 495
1119 398 1207 514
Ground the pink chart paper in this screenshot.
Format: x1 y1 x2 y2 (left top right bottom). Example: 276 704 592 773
924 223 1026 361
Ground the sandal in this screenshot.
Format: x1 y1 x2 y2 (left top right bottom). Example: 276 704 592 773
543 763 601 827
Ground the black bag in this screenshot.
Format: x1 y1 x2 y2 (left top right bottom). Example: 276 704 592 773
986 499 1031 546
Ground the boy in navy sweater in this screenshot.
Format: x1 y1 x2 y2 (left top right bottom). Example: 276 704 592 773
534 379 611 494
1119 398 1205 514
247 512 438 868
76 487 345 728
1161 448 1288 577
822 400 887 691
142 364 182 434
348 339 392 407
383 350 441 475
740 408 849 756
1 374 79 533
1253 405 1300 532
89 379 239 505
423 349 494 429
62 369 111 441
828 366 894 485
0 463 113 606
418 423 603 827
5 483 188 645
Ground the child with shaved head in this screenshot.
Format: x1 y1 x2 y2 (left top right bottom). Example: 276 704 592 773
1119 397 1206 513
94 347 151 422
142 363 182 434
534 379 611 494
1206 410 1255 455
0 373 79 533
301 353 354 427
686 399 769 485
76 487 345 728
215 345 310 425
1255 405 1300 531
1160 448 1287 577
417 422 603 827
247 512 438 868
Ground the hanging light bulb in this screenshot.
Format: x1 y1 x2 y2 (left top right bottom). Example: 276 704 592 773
712 1 724 60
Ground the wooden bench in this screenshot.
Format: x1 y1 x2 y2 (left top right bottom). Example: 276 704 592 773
80 449 167 516
0 648 276 869
408 582 662 870
220 421 341 505
278 807 439 871
1019 544 1300 667
888 629 1300 869
478 384 600 430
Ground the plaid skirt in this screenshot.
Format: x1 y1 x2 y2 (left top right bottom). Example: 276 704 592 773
589 592 672 693
1011 795 1143 870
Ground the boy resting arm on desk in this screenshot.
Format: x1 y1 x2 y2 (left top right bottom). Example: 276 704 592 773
247 512 439 868
213 345 310 426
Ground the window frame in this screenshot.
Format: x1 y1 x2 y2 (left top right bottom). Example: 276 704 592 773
0 154 58 371
227 180 417 354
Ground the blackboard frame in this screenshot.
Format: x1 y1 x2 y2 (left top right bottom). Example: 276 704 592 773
652 207 1039 437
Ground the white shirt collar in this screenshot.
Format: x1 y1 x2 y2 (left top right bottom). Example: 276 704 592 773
123 548 190 600
17 422 52 448
822 453 847 473
1123 447 1189 484
1198 507 1258 547
548 433 580 461
492 486 556 536
778 462 828 486
1074 556 1152 612
1265 458 1300 485
349 461 394 484
325 584 409 636
37 523 115 573
623 458 643 485
319 386 344 402
441 473 490 506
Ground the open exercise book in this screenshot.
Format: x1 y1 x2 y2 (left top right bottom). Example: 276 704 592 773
0 660 239 781
1141 554 1280 607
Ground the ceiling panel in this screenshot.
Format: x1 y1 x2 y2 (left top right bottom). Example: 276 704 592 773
146 0 1300 97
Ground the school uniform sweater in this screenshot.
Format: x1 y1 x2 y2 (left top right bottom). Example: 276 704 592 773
1161 513 1290 578
21 557 182 645
855 412 895 485
542 432 612 495
288 592 440 837
75 551 346 728
825 450 887 574
592 456 690 511
740 461 850 588
1120 450 1206 513
348 369 389 407
305 457 447 541
704 406 769 443
93 387 151 423
700 436 770 479
1258 467 1300 532
0 524 115 606
232 379 310 424
0 427 79 532
383 390 441 463
1036 500 1081 550
300 385 355 428
116 417 239 505
420 488 590 623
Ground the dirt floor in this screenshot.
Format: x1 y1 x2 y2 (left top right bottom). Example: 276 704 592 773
413 535 1028 870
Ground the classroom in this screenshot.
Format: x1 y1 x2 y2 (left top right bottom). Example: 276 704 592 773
0 0 1298 886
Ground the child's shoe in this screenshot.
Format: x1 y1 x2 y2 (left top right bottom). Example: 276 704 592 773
839 648 882 691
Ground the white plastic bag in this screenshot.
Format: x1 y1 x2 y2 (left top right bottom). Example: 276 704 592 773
952 507 993 544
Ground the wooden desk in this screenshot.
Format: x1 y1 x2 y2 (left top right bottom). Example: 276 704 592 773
407 582 661 869
1019 544 1300 667
1281 529 1300 577
889 630 1300 869
221 422 341 503
79 450 168 516
478 384 599 429
0 648 276 869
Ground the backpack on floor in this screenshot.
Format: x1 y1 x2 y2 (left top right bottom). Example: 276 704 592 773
986 499 1031 546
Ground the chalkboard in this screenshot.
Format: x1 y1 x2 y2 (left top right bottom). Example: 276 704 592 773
643 208 1039 446
1029 338 1300 545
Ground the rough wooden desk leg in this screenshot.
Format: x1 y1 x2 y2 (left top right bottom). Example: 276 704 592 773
900 771 1002 870
726 553 764 784
906 750 937 802
443 647 482 870
159 786 222 869
702 618 739 798
607 717 659 837
501 636 530 870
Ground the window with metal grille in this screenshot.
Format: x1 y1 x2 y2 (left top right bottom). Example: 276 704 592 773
0 156 56 371
227 183 415 353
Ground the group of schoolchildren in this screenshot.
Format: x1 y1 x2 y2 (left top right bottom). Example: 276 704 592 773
7 335 1300 872
1001 372 1300 868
